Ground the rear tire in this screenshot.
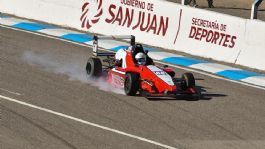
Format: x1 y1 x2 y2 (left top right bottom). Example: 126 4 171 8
181 73 195 90
124 73 139 96
86 57 102 78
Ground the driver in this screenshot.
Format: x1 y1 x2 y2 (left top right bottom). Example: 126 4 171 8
135 52 147 65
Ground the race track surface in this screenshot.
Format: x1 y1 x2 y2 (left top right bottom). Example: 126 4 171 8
1 26 265 149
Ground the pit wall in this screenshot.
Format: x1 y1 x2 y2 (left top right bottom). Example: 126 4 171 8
1 0 264 70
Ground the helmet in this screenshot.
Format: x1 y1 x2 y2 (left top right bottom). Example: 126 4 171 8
135 52 146 65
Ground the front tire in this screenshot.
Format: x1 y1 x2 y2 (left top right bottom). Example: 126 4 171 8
181 73 195 90
124 73 139 96
86 57 102 79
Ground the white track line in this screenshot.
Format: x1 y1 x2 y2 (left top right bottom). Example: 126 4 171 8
0 94 178 149
1 24 265 91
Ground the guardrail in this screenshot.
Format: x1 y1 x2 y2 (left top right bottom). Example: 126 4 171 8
251 0 264 19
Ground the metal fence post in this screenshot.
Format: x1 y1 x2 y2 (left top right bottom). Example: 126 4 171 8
251 0 263 19
181 0 185 5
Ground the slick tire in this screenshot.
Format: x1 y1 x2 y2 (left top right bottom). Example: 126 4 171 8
124 73 139 96
86 57 102 79
182 73 195 89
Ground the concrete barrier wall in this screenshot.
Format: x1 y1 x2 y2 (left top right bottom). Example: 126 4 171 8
0 0 265 70
0 0 81 29
236 20 265 70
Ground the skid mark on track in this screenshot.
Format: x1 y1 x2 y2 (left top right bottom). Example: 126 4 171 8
2 105 78 149
0 88 21 96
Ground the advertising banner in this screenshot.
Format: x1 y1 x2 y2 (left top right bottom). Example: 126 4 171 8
174 7 246 63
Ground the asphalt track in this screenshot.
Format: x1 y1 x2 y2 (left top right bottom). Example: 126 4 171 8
1 26 265 149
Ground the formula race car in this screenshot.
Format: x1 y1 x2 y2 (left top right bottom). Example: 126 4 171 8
86 35 200 98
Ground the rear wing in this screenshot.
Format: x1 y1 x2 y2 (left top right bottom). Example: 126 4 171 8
93 35 135 57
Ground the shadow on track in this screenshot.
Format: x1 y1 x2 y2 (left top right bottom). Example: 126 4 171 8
146 85 227 101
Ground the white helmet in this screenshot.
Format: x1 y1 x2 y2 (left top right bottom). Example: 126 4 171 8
135 52 146 65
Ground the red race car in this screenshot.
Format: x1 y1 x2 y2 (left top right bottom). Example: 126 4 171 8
86 35 200 98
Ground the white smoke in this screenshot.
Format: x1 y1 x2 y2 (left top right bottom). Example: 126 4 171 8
22 51 124 95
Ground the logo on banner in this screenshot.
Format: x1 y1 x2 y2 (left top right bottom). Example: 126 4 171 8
80 0 171 37
188 17 237 48
80 0 103 29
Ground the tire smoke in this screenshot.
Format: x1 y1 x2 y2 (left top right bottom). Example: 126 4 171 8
22 51 124 95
